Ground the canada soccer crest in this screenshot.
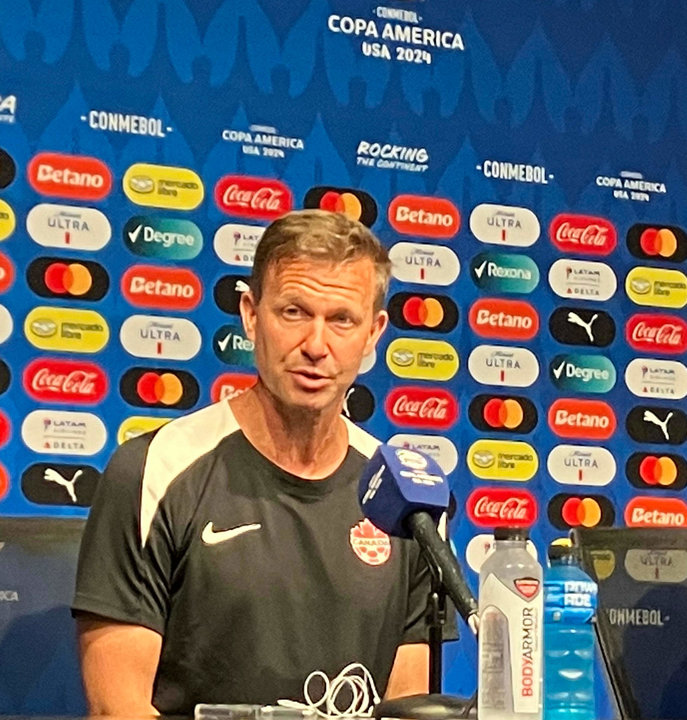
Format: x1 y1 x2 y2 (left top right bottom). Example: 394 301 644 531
349 518 391 566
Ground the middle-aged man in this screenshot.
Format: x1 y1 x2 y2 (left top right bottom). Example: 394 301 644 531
73 209 450 715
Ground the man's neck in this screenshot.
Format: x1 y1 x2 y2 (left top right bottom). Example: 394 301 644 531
229 384 349 479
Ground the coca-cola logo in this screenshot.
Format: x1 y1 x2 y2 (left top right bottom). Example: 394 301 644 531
549 214 617 255
23 359 108 404
385 386 458 429
467 488 538 527
214 175 293 221
626 314 687 354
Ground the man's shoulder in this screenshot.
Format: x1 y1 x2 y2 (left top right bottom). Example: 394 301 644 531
343 416 381 460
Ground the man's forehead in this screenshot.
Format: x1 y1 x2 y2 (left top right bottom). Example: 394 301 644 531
266 255 375 282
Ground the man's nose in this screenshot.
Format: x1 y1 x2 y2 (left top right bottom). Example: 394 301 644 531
300 318 328 361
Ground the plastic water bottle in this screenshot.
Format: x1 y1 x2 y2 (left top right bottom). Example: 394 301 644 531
543 544 597 720
478 526 543 720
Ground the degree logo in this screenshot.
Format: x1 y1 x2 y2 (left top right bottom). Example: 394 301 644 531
625 358 687 400
117 416 171 444
469 298 538 341
211 373 257 402
468 394 537 434
305 186 377 227
23 358 107 405
385 386 458 430
0 252 14 293
28 152 112 201
214 274 250 315
468 345 539 387
625 497 687 528
388 194 459 238
627 453 687 491
548 494 615 530
625 405 687 445
388 242 459 286
547 445 616 486
21 410 107 456
387 292 458 333
626 314 687 355
123 163 203 210
549 354 616 394
119 315 202 361
215 175 292 221
120 367 199 410
627 223 687 263
386 338 458 381
21 463 100 507
549 214 616 255
26 203 111 251
470 252 539 294
548 399 616 440
213 324 254 366
342 384 375 423
214 223 265 267
466 487 538 528
467 439 538 482
121 265 202 311
123 216 202 261
24 306 109 353
548 307 615 347
625 267 687 309
469 204 540 247
27 257 109 301
549 259 617 301
387 434 458 474
0 199 15 241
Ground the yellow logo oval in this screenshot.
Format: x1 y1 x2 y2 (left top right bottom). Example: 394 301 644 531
117 416 172 444
386 338 458 381
0 199 16 241
467 439 538 481
24 306 109 352
626 267 687 308
123 163 204 210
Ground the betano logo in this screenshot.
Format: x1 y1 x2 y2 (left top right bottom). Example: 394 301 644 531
549 354 616 394
548 398 616 440
468 345 539 387
215 175 292 221
467 439 537 482
626 314 687 354
119 315 202 361
27 257 109 301
123 217 202 260
389 242 460 285
625 358 687 400
26 203 111 251
28 152 112 201
468 298 538 341
210 373 257 402
305 186 377 226
549 214 616 255
387 292 458 333
0 199 15 241
627 223 687 263
470 252 539 294
120 367 199 410
468 394 537 434
117 416 171 444
388 194 459 238
121 265 202 311
625 497 687 528
626 453 686 491
547 445 616 486
386 338 458 381
24 306 109 353
123 163 203 210
469 204 540 247
626 267 687 309
549 259 617 301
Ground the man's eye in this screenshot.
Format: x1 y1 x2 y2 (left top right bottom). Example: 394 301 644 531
283 306 303 318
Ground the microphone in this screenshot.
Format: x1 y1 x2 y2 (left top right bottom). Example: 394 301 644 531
358 444 479 634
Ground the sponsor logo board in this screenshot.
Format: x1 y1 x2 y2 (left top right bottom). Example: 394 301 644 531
120 367 199 410
626 267 687 309
389 242 459 285
119 315 201 360
548 307 615 347
387 292 458 333
547 445 616 486
23 358 107 404
468 394 537 434
26 203 111 250
625 405 687 445
215 175 292 220
385 386 458 429
468 345 539 387
626 314 687 354
214 223 264 267
210 373 257 402
21 463 100 506
21 410 107 455
24 306 108 353
549 354 616 394
28 152 112 201
626 453 687 491
627 224 687 263
388 194 459 238
470 252 539 294
213 324 255 366
469 204 540 247
625 497 687 528
548 398 616 440
214 274 250 315
123 216 202 260
548 494 615 530
117 416 171 444
468 298 538 340
624 549 687 584
549 259 617 301
467 439 538 481
27 257 109 301
121 265 202 311
466 487 538 527
386 338 458 380
625 358 687 399
305 186 377 226
549 214 616 255
123 163 203 210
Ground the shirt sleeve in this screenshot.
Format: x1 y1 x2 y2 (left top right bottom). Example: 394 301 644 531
71 432 173 635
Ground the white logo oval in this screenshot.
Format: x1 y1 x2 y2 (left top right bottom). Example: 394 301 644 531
468 345 540 387
548 259 617 301
469 204 540 247
388 242 460 285
119 314 202 360
547 445 616 486
625 549 687 583
625 358 687 400
358 349 376 375
214 223 265 267
21 410 107 456
387 433 458 474
26 203 112 251
466 533 538 573
0 304 12 344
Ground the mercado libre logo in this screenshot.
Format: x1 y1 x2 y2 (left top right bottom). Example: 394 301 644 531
120 367 199 410
467 439 538 482
627 223 687 263
24 306 109 353
387 195 460 238
625 267 687 309
123 216 203 261
27 257 109 301
123 163 203 210
28 152 112 201
387 292 458 333
386 338 458 381
304 186 377 227
215 175 293 221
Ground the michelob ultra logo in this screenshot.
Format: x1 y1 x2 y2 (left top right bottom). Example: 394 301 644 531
468 298 538 340
117 416 171 444
469 204 540 247
625 358 687 400
624 549 687 584
467 439 538 481
468 394 537 433
123 216 202 260
28 152 112 201
627 223 687 263
24 306 109 353
549 259 617 301
470 252 539 294
0 198 16 241
547 445 616 486
468 345 539 387
21 409 107 456
119 315 202 360
625 405 687 445
27 257 109 301
388 194 459 238
387 433 458 475
549 354 616 394
214 223 265 267
626 452 687 491
625 497 687 528
386 338 458 381
626 314 687 354
549 214 616 255
305 186 377 227
123 163 204 210
26 204 111 251
389 242 460 285
625 267 687 308
548 398 616 440
121 265 202 311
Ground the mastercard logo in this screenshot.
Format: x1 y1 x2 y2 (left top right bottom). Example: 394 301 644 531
625 497 687 528
27 257 109 301
548 494 615 530
0 252 14 293
626 452 687 491
303 186 377 227
387 292 458 333
120 367 199 410
468 394 537 434
627 223 687 263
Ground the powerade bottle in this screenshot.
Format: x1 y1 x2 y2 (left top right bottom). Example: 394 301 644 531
478 526 543 720
543 544 597 720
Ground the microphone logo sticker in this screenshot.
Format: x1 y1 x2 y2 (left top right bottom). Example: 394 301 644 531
349 519 391 566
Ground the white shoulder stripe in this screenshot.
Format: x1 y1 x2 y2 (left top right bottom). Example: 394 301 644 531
140 401 239 547
343 416 380 459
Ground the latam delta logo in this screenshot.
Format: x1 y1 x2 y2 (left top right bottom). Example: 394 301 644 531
215 175 292 221
549 259 617 301
468 298 538 341
466 488 538 528
549 214 617 255
548 398 616 440
388 195 460 239
121 265 202 311
349 518 391 566
304 186 377 226
385 387 458 430
625 358 687 400
23 359 107 405
28 152 112 201
626 314 687 354
21 410 107 456
625 497 687 528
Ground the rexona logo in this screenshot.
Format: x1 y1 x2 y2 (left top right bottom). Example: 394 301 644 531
387 434 458 475
214 275 250 315
469 204 540 247
213 324 254 366
468 345 539 387
121 265 202 311
549 354 616 394
27 257 109 301
23 359 107 405
626 453 687 491
468 394 537 434
214 223 265 267
470 252 539 294
386 338 458 381
385 387 458 430
28 152 112 201
123 163 203 210
22 462 100 507
625 497 687 528
626 314 687 354
548 307 615 347
547 445 616 486
24 306 109 353
549 214 616 255
467 439 538 482
626 405 687 445
548 399 616 440
123 216 202 260
21 410 107 456
215 175 292 221
117 416 171 444
387 292 458 333
548 494 614 530
211 373 257 402
625 267 687 309
627 223 687 263
304 186 377 227
26 203 111 251
389 242 460 285
0 199 15 241
549 259 617 301
466 488 538 528
468 298 538 341
388 194 459 238
625 358 687 400
120 367 199 410
0 252 14 293
119 315 202 361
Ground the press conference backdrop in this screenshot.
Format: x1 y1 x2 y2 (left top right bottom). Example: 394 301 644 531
0 0 686 698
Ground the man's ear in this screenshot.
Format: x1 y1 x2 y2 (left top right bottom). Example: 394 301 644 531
239 290 258 342
365 310 389 355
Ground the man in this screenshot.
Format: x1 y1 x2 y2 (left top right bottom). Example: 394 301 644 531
73 209 441 715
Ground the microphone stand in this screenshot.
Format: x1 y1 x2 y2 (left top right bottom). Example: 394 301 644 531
426 560 451 694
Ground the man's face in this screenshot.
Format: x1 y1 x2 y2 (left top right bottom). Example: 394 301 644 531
240 256 388 416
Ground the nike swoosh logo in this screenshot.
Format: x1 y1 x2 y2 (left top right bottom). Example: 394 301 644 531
128 224 143 242
202 522 261 545
217 332 232 352
474 260 488 278
553 361 566 379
